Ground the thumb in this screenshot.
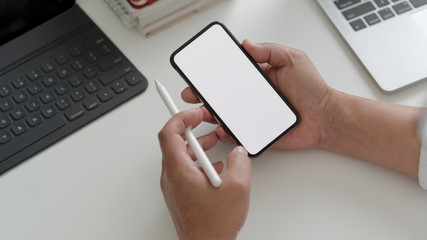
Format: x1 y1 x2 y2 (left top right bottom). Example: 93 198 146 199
242 39 268 64
224 146 252 184
242 39 294 68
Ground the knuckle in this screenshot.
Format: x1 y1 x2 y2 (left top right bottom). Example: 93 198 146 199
160 176 166 192
294 49 308 59
229 175 250 191
157 128 168 142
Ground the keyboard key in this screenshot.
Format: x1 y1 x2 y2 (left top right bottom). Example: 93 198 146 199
0 115 66 161
55 82 70 95
41 105 57 118
0 130 12 144
97 54 123 71
0 85 12 97
69 75 84 87
392 1 412 14
364 13 381 25
56 98 72 110
85 81 100 93
13 91 29 103
98 89 113 102
342 2 376 20
410 0 427 7
12 77 27 89
69 46 84 57
27 83 43 95
25 100 41 112
378 7 395 20
57 66 72 79
112 80 128 94
71 59 84 71
374 0 390 7
83 67 98 79
334 0 361 9
26 113 42 127
40 91 56 103
83 97 99 110
99 44 112 55
65 105 85 121
12 122 27 135
55 54 70 65
350 18 367 31
11 108 26 120
41 61 56 73
0 116 11 129
126 74 142 86
99 65 132 85
0 99 13 112
27 69 42 81
70 89 86 102
42 75 58 87
85 52 98 63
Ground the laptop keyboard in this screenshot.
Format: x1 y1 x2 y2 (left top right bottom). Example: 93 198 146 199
0 25 148 173
334 0 427 31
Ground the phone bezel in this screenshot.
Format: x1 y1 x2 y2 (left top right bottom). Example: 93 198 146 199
170 21 299 157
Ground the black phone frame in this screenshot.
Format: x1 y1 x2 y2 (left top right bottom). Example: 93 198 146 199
170 21 300 157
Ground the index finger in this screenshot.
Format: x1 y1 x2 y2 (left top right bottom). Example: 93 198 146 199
158 108 204 168
181 86 201 104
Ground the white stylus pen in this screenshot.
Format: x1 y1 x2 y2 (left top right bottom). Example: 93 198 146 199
155 78 222 188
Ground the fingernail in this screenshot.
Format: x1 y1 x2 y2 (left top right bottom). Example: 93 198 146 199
245 39 258 46
235 146 247 154
189 107 200 115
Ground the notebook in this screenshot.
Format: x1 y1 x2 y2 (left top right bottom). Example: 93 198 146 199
0 0 148 174
317 0 427 91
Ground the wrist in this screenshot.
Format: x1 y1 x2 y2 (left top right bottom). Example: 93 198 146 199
316 87 341 150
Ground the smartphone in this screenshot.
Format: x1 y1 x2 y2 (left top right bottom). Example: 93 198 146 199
170 22 299 156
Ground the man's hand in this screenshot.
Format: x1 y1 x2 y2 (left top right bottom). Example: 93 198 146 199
159 108 252 240
182 40 332 150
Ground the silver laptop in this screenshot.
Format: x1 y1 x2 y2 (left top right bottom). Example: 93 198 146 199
317 0 427 92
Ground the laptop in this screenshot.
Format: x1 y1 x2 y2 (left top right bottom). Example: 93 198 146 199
317 0 427 91
0 0 148 174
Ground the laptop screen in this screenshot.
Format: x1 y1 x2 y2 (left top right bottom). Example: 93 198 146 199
0 0 75 46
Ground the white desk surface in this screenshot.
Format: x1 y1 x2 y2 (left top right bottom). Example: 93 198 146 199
1 0 427 239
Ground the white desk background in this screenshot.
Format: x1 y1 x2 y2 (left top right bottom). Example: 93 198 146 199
1 0 426 239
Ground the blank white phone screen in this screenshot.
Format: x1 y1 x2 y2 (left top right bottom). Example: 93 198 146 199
172 23 298 156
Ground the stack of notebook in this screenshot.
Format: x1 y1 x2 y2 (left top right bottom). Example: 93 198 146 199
105 0 222 36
